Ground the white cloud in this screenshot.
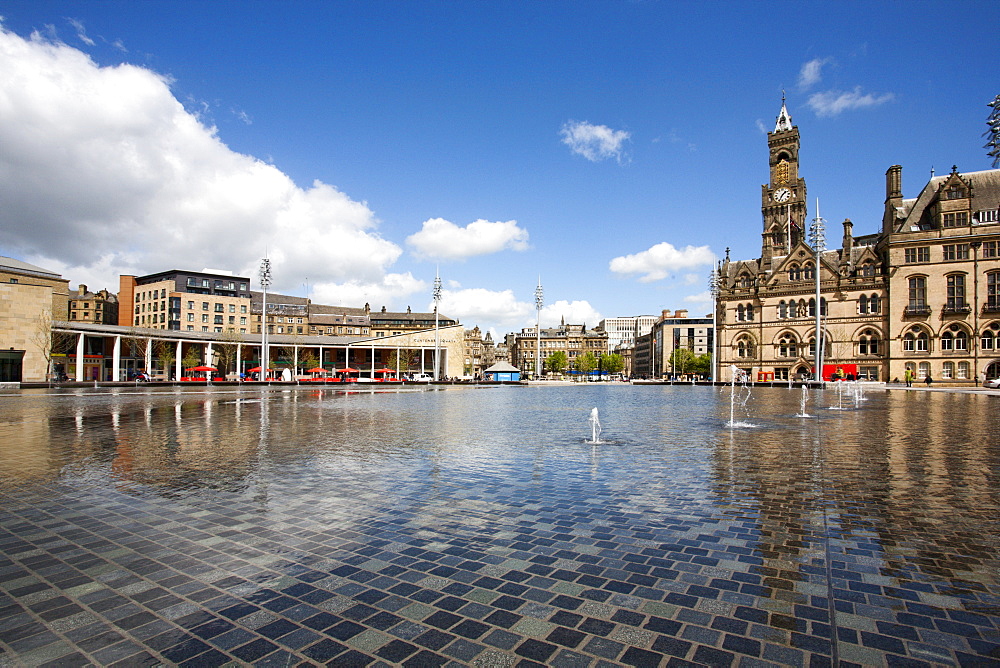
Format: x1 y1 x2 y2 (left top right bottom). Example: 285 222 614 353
0 24 401 297
683 290 712 306
609 243 715 283
67 18 94 46
797 57 832 90
560 120 630 163
407 218 529 260
539 300 603 329
311 273 426 310
806 86 894 117
436 288 532 330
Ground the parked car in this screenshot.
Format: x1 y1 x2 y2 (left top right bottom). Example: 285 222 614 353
985 377 1000 389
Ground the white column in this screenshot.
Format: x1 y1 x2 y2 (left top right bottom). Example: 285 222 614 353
175 340 182 380
75 333 85 381
206 342 213 367
237 343 242 380
294 346 299 374
370 345 375 378
112 336 121 382
145 338 153 376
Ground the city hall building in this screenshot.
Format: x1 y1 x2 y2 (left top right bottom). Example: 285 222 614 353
717 100 1000 385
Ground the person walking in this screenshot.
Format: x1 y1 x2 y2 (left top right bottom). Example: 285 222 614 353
924 373 933 387
904 368 914 387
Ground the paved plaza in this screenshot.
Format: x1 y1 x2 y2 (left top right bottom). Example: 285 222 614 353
0 385 998 667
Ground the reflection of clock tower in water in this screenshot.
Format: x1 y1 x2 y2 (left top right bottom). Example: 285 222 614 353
760 96 807 271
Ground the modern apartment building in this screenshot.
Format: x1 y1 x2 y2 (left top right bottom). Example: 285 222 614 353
119 269 252 332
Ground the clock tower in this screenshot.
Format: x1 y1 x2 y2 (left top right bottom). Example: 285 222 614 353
760 97 808 271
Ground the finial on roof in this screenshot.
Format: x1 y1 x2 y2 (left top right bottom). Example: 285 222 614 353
774 96 793 133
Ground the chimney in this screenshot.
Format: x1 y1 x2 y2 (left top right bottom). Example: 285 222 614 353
661 309 672 319
842 219 854 251
675 309 688 318
886 164 902 200
78 284 88 296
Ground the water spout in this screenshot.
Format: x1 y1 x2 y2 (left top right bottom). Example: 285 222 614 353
588 408 602 443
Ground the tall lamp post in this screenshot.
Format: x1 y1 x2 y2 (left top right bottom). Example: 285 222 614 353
259 257 271 379
433 268 442 381
535 278 543 380
709 263 719 384
809 201 826 383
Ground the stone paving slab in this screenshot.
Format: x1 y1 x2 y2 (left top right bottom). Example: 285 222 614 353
0 386 998 666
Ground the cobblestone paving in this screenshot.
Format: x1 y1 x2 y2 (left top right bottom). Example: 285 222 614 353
0 386 998 666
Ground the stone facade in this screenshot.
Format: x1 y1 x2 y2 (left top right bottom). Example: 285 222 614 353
717 101 1000 385
0 257 71 382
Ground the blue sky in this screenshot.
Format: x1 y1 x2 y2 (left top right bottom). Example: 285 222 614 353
0 1 995 337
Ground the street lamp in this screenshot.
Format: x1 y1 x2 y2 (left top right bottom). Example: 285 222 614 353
708 263 720 384
433 268 442 381
809 200 826 383
535 278 543 380
258 257 271 380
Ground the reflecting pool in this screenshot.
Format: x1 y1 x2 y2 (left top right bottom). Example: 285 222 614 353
0 385 998 666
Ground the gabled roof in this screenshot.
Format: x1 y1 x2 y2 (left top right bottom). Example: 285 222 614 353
485 361 519 373
0 256 64 280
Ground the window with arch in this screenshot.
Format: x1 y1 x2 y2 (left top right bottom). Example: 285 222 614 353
788 265 802 281
738 274 753 288
777 334 798 358
946 274 968 310
958 361 970 379
942 362 954 379
908 276 927 311
941 325 969 351
903 327 929 352
860 262 876 277
735 336 756 358
788 300 798 318
736 304 744 321
918 362 930 379
803 262 815 280
988 272 1000 311
746 304 755 321
859 293 881 315
983 324 999 350
858 329 880 355
778 301 787 319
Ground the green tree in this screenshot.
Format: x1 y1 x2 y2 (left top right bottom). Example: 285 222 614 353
668 348 697 376
299 350 320 372
602 353 624 375
181 347 201 371
691 353 712 377
576 351 598 379
214 329 245 377
546 350 568 374
154 339 176 377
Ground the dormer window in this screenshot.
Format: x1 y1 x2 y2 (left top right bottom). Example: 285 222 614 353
942 212 968 227
945 186 966 200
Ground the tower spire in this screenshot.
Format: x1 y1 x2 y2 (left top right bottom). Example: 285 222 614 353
774 95 793 133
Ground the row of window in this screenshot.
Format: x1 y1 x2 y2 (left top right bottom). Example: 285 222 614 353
734 323 1000 359
905 241 998 263
907 273 1000 311
184 278 248 291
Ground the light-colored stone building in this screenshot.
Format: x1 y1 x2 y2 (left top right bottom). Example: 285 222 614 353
716 99 1000 385
69 284 118 325
508 320 607 377
633 309 713 379
0 257 71 382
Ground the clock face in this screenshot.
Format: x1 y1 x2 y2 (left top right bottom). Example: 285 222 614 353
774 187 791 202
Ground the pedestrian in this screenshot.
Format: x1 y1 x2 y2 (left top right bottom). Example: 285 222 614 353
903 368 914 387
924 374 933 386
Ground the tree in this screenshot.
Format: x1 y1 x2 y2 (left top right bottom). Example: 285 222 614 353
125 327 152 372
387 348 418 373
576 351 598 378
181 347 201 371
214 329 244 377
299 350 320 372
669 348 697 376
602 353 624 375
31 311 75 382
154 339 176 378
546 350 568 374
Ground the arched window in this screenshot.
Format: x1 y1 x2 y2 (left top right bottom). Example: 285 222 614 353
953 327 968 351
983 330 996 351
803 262 815 280
739 274 753 288
777 334 798 358
788 301 798 318
946 274 968 310
736 304 745 321
958 361 970 379
903 327 929 352
908 276 927 311
942 362 954 379
918 362 930 379
820 297 827 316
941 331 954 350
861 262 876 277
859 294 868 314
869 293 880 314
778 301 787 319
735 336 755 358
858 329 880 355
746 304 755 321
788 265 801 281
808 298 816 317
988 272 1000 311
